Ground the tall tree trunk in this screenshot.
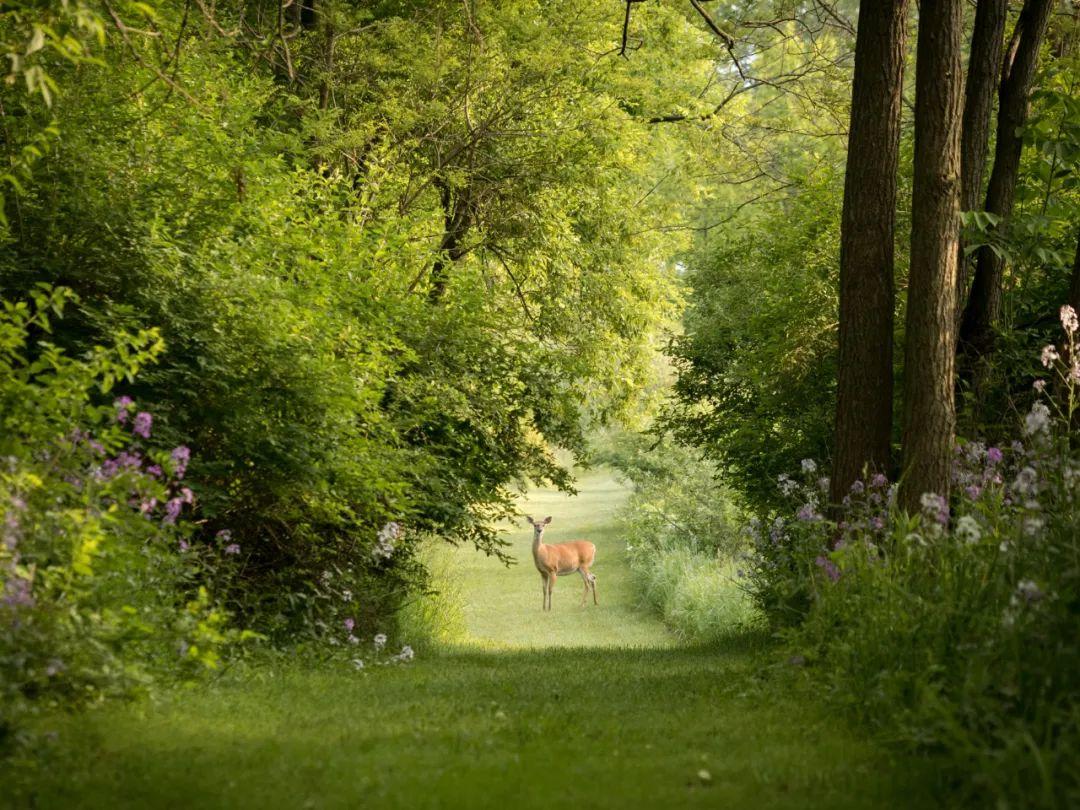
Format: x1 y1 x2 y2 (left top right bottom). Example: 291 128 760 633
900 0 965 511
955 0 1009 324
958 0 1056 360
829 0 909 505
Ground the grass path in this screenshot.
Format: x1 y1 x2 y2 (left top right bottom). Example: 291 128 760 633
448 470 673 647
8 472 943 809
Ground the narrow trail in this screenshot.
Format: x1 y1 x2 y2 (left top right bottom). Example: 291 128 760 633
16 473 943 809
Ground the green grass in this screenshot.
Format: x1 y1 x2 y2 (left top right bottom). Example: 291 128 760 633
448 469 673 647
6 470 945 809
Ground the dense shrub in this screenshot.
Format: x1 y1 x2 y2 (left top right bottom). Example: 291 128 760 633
748 309 1080 806
0 289 248 749
598 431 758 641
0 0 692 641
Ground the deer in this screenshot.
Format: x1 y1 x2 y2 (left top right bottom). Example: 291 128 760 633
526 515 597 611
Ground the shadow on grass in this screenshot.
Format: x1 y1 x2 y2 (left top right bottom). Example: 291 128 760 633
13 630 947 810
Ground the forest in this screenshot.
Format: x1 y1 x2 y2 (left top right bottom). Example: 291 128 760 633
1 0 1079 806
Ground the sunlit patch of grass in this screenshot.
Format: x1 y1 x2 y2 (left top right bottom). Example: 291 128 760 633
443 469 675 648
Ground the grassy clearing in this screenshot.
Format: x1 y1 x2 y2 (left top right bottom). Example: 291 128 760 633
444 469 673 648
6 470 946 809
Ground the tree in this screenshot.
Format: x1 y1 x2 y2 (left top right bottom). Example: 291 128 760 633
956 0 1010 324
958 0 1057 363
899 0 965 509
829 0 909 505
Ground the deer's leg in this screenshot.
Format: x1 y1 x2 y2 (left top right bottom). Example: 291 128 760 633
540 573 549 611
583 566 598 605
578 569 589 605
547 572 557 611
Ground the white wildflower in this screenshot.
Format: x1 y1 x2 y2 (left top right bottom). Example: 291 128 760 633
1023 402 1051 436
1015 579 1044 604
373 521 402 561
1061 305 1079 335
1041 344 1060 368
801 458 817 474
1011 466 1038 498
777 474 798 497
351 658 364 670
374 633 387 651
954 515 981 545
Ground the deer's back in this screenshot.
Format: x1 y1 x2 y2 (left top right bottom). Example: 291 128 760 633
536 540 595 573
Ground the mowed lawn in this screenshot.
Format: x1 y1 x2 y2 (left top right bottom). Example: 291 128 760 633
6 471 945 809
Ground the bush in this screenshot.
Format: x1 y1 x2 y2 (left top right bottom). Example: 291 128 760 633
0 288 248 749
598 431 759 642
750 307 1080 806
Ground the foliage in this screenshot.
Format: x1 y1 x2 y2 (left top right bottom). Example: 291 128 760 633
751 313 1080 806
0 0 699 641
661 168 845 511
0 288 248 749
598 430 757 641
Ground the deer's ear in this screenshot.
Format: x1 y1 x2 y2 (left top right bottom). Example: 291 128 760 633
525 516 534 524
543 516 552 524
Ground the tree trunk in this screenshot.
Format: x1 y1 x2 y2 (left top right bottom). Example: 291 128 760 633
955 0 1009 324
958 0 1056 360
899 0 965 511
829 0 909 505
429 176 471 303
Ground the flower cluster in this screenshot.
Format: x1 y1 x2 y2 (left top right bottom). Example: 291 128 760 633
372 521 402 561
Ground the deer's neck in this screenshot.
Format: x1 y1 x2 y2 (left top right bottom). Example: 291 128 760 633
532 533 547 562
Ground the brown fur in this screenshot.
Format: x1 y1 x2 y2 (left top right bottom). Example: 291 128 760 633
527 516 598 611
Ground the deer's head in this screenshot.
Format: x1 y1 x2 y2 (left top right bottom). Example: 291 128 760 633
526 515 552 541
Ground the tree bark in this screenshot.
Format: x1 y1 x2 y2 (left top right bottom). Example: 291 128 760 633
829 0 909 505
955 0 1009 325
429 176 471 303
958 0 1056 360
899 0 965 511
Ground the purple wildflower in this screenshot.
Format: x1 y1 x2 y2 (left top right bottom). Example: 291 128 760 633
163 497 183 525
216 529 232 542
796 503 820 522
132 412 153 439
170 445 190 479
344 618 355 633
986 447 1003 465
114 396 134 422
870 473 888 488
180 487 194 504
850 479 865 495
815 555 841 583
147 464 163 479
178 539 190 552
2 576 34 609
224 543 240 555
